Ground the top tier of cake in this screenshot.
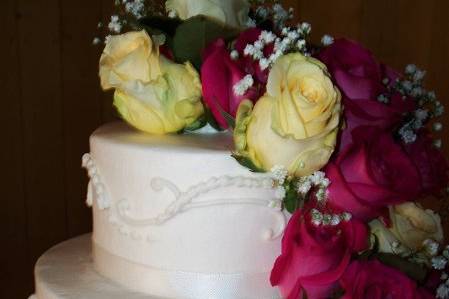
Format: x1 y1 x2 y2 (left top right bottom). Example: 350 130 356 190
84 122 286 299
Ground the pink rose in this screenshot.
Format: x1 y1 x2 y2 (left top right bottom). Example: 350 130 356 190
270 205 368 299
201 28 268 128
403 131 449 195
326 126 421 221
340 260 435 299
317 39 415 149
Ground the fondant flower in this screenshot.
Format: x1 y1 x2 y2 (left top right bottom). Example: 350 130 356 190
165 0 250 28
201 28 269 128
99 30 204 134
234 53 342 177
325 126 422 221
317 39 416 149
340 260 435 299
270 206 369 299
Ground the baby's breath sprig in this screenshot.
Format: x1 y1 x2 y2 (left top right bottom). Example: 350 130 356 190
296 171 330 202
430 244 449 298
249 1 294 32
378 64 445 145
93 0 165 46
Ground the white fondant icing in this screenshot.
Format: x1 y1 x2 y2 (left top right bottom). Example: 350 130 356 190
33 235 159 299
94 240 281 299
82 153 110 210
86 122 288 297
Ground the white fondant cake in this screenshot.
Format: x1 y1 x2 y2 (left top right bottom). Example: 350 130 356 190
32 122 287 299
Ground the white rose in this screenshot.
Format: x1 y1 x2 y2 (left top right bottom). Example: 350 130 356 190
166 0 250 28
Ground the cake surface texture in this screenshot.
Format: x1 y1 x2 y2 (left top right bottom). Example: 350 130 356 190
84 122 286 298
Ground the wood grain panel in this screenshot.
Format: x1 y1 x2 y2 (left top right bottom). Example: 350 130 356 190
16 0 68 295
296 0 364 42
100 0 118 123
0 1 29 298
427 0 449 158
60 0 103 238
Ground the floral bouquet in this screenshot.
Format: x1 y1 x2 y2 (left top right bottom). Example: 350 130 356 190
95 0 449 298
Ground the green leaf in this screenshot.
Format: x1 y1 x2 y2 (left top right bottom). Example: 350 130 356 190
184 114 207 132
214 97 235 129
330 288 346 299
358 234 380 261
376 253 428 283
172 15 239 69
302 289 308 299
138 16 182 37
231 154 264 173
283 181 301 213
204 108 224 131
137 16 182 49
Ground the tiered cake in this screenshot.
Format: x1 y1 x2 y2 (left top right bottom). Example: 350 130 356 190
31 122 287 299
30 0 449 298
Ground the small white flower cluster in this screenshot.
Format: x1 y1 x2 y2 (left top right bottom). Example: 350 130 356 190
398 108 429 144
269 165 288 200
124 0 145 19
270 165 289 185
272 4 294 30
92 37 102 45
297 171 330 202
233 74 254 96
274 186 286 200
432 245 449 298
242 24 310 72
245 17 257 28
243 30 276 64
321 34 334 46
108 15 122 34
437 283 449 299
168 10 177 18
386 64 446 144
253 3 294 31
276 23 310 53
310 208 352 227
423 239 440 257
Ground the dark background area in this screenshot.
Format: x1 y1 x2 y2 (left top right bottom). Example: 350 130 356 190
1 0 448 298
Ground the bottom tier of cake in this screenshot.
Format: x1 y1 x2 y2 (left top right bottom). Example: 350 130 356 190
31 235 282 299
31 234 161 299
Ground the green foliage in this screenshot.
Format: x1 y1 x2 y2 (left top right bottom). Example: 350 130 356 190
231 154 265 173
138 16 182 48
283 180 301 214
172 15 239 69
376 253 428 283
138 15 182 36
215 100 236 129
184 113 207 132
204 108 224 131
358 235 380 261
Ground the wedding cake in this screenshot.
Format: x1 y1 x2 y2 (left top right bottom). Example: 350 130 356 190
31 122 286 299
30 1 449 299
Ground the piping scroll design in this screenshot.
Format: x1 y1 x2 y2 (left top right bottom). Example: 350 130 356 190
82 153 110 210
82 153 287 241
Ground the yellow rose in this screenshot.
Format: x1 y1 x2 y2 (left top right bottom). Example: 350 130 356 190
234 53 341 177
391 202 443 250
370 202 443 254
99 30 204 134
166 0 250 28
99 30 161 88
369 219 411 256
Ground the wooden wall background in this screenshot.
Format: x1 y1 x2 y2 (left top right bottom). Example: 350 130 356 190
1 0 448 298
